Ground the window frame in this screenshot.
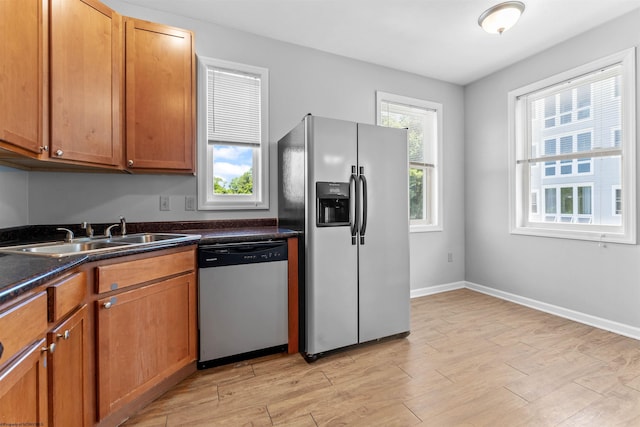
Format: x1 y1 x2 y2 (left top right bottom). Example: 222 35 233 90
197 56 269 210
376 91 444 233
508 48 636 244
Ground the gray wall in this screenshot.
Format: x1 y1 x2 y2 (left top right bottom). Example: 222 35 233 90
0 166 29 228
464 10 640 327
18 0 466 291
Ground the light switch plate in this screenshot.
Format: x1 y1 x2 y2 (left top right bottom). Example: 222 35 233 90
159 195 170 211
185 196 196 211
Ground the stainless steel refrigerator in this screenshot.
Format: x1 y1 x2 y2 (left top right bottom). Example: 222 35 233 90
278 115 410 360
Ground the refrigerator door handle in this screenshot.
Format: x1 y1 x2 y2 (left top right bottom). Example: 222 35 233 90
359 167 368 245
350 166 358 245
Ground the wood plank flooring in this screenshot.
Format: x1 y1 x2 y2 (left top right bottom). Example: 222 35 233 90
122 289 640 426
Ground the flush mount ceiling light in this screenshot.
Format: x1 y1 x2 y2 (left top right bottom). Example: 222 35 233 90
478 1 525 35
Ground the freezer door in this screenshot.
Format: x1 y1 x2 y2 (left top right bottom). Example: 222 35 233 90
357 123 410 342
305 116 359 355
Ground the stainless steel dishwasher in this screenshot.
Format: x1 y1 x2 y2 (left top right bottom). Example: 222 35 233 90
198 240 288 369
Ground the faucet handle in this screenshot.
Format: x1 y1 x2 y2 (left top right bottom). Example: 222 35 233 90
57 227 74 243
81 222 94 238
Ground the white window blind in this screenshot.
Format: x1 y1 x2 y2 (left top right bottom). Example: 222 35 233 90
207 68 262 146
517 65 622 168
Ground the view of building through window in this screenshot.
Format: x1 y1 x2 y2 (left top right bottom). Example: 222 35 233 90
527 72 621 226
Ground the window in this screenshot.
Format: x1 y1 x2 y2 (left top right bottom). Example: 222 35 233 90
613 185 622 216
509 48 636 243
542 184 593 224
197 57 269 210
376 92 443 232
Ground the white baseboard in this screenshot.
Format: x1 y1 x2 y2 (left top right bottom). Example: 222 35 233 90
410 281 466 299
411 280 640 341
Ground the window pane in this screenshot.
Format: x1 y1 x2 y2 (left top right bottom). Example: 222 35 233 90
577 133 591 151
545 188 556 214
544 97 555 117
212 145 254 195
409 167 424 220
544 139 556 155
560 91 572 113
578 186 592 214
577 84 591 108
560 136 572 154
561 187 573 214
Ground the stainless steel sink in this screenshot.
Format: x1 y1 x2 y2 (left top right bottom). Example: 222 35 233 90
111 233 181 244
0 233 199 257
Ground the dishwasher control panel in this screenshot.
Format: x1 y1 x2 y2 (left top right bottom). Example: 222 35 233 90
198 240 288 268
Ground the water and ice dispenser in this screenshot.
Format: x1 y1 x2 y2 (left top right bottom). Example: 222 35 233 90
316 182 350 226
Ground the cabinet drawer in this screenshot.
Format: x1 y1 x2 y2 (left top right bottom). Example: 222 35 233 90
96 249 195 293
0 293 47 366
47 272 87 323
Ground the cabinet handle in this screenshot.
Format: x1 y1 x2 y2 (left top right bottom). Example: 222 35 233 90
103 301 112 309
55 149 64 157
57 330 71 340
127 160 134 167
41 343 56 354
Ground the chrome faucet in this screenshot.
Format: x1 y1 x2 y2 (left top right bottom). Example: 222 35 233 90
119 216 127 236
81 222 94 238
57 227 74 243
105 216 127 238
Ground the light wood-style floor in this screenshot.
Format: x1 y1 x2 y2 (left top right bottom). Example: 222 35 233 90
123 289 640 426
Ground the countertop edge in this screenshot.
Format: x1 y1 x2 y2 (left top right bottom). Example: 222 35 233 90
0 227 299 307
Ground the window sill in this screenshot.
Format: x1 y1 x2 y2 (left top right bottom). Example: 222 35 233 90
510 226 636 245
197 199 269 211
410 224 443 233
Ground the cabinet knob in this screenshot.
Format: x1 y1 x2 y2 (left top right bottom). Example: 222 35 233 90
103 301 112 309
57 330 71 340
41 343 56 354
55 149 64 157
127 159 134 167
40 146 49 152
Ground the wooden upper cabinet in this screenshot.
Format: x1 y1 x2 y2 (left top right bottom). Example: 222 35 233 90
125 18 195 173
0 0 48 156
49 0 123 167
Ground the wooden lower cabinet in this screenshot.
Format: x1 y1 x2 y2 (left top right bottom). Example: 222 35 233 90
95 272 197 420
47 304 91 427
0 338 49 426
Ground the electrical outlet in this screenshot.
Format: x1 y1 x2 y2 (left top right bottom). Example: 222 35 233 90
159 195 171 211
447 252 453 263
185 196 196 211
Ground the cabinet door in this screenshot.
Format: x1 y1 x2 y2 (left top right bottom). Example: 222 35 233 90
0 0 48 156
125 18 194 172
49 0 123 167
95 273 196 420
47 305 90 427
0 339 48 425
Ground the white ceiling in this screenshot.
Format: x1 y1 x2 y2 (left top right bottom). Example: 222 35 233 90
121 0 640 85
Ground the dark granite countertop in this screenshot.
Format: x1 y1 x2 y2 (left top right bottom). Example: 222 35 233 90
0 220 299 307
0 253 87 305
186 226 298 245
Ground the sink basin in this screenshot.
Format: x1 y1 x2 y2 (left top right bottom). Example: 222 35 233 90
110 233 181 244
17 241 125 255
0 233 199 257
